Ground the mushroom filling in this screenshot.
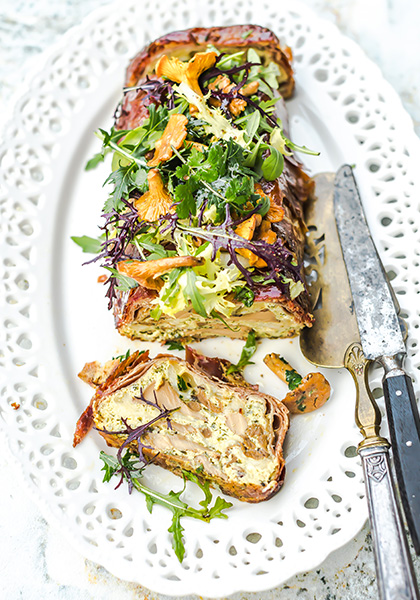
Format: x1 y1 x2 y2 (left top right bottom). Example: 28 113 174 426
95 359 279 486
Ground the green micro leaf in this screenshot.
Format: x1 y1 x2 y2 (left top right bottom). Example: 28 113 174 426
261 146 284 181
71 235 103 254
85 152 106 171
184 271 207 318
245 110 261 142
111 349 132 362
165 341 185 351
227 330 258 374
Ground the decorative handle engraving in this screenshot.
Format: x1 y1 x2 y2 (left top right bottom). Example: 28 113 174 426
365 454 387 483
344 342 388 448
359 446 419 600
346 342 365 376
345 342 419 599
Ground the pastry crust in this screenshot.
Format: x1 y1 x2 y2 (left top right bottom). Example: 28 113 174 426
118 25 295 131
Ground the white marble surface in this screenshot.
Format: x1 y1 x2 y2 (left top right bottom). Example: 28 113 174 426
1 1 420 598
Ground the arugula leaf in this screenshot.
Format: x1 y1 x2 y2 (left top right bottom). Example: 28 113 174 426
100 452 120 483
103 266 139 292
285 368 303 390
210 310 240 332
283 137 320 156
71 235 102 254
85 152 106 171
99 127 131 146
134 233 172 260
216 50 245 70
168 509 186 561
227 330 257 374
100 451 232 562
165 341 184 351
183 471 213 509
138 472 232 561
103 163 137 213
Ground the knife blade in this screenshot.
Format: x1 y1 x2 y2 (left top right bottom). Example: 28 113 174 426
334 164 420 554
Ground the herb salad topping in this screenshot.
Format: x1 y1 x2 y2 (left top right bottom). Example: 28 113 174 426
73 46 318 320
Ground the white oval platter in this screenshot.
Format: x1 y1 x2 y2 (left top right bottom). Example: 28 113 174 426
1 0 420 596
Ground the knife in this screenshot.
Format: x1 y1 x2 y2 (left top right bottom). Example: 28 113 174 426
301 173 420 599
334 164 420 554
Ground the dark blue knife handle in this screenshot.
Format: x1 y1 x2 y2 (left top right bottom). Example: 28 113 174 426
382 368 420 555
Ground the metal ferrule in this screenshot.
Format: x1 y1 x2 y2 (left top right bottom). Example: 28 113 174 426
377 354 406 378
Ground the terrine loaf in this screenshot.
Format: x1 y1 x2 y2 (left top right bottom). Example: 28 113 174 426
80 25 315 342
74 348 289 502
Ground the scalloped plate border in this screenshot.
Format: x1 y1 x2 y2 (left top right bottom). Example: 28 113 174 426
1 0 420 597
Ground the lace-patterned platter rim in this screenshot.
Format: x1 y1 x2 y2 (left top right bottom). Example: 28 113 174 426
1 0 420 597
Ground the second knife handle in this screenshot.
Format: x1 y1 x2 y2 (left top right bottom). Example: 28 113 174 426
359 446 419 600
382 370 420 554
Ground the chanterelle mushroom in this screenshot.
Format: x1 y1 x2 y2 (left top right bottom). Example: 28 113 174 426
118 256 204 291
255 183 285 223
235 213 262 267
264 353 331 414
155 51 217 96
134 169 174 222
234 213 276 268
148 113 188 167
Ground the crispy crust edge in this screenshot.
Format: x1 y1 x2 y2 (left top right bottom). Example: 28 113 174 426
124 24 294 95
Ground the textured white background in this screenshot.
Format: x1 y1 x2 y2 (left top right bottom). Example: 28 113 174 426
0 0 419 598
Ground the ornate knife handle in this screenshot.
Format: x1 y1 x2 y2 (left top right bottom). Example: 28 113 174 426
345 343 420 600
360 446 419 600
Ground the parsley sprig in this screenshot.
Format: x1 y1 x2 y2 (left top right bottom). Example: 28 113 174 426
285 368 303 390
